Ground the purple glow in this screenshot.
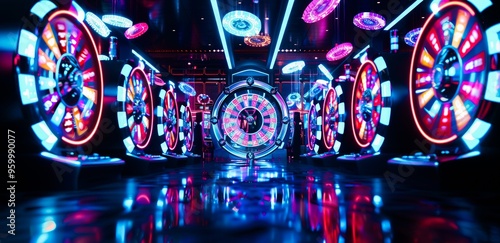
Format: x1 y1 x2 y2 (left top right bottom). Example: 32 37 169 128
302 0 341 23
404 27 421 47
326 42 353 61
353 12 386 30
124 23 149 39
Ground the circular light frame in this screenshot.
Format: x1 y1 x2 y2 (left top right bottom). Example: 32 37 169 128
326 42 353 61
222 10 261 37
302 0 341 23
353 12 386 30
282 60 306 74
404 27 421 47
125 22 149 39
102 14 133 28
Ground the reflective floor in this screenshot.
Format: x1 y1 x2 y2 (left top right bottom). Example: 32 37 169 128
6 156 500 243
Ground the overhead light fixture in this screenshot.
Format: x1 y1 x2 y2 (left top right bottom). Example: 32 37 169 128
124 22 149 39
102 14 133 28
268 0 295 70
353 12 386 30
326 42 353 61
383 0 424 30
404 28 421 47
302 0 341 23
282 60 305 74
222 10 261 37
244 33 271 47
210 0 233 69
85 12 111 37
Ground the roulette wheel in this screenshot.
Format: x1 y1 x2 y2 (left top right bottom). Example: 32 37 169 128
210 77 290 159
408 0 500 155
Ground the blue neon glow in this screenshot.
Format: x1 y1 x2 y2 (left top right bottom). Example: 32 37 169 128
381 80 391 98
102 14 133 28
371 134 384 152
338 119 345 133
18 74 38 105
39 77 56 90
334 140 341 152
30 0 57 20
485 71 500 102
32 122 57 151
469 0 492 12
210 0 233 69
222 11 261 37
373 195 383 207
18 29 37 59
374 56 387 73
50 103 64 127
98 54 110 61
353 45 370 59
282 60 305 74
429 0 441 14
376 107 389 127
131 49 160 73
462 118 491 150
40 152 80 166
71 1 86 22
268 0 295 69
318 64 334 81
384 0 424 31
85 12 111 37
123 136 135 153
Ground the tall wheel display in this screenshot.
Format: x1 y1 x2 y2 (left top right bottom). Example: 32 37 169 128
322 85 346 154
409 0 499 153
157 89 179 154
306 100 322 154
350 57 392 154
179 104 194 154
15 1 103 153
116 65 154 154
211 77 290 159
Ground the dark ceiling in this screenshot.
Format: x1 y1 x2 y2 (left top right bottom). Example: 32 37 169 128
67 0 432 75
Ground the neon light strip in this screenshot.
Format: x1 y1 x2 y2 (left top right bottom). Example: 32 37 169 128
131 49 159 73
268 0 295 70
383 0 424 31
210 0 233 70
353 45 370 59
318 64 334 81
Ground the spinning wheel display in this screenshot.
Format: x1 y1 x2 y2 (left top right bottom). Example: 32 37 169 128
15 1 103 153
306 100 322 153
116 66 154 154
157 89 179 154
351 57 392 154
409 1 500 153
211 77 290 159
322 85 346 154
179 104 194 154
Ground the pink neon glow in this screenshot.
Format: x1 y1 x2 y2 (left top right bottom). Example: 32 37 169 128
326 42 353 61
353 12 386 30
124 22 149 39
302 0 341 23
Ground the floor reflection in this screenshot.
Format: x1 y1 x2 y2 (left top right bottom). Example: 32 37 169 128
11 158 500 242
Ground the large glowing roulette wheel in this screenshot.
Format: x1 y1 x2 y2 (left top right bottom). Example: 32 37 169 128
157 89 179 154
116 65 154 154
15 1 103 153
409 0 500 154
210 77 290 159
350 57 392 154
322 85 346 154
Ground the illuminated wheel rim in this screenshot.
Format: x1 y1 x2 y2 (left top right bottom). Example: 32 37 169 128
211 78 290 159
323 86 345 153
351 58 391 152
302 0 341 24
117 66 154 152
179 104 194 153
410 1 499 150
307 101 321 153
15 4 104 151
157 89 179 153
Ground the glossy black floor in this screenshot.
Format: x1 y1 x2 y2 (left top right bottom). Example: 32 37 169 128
5 152 500 243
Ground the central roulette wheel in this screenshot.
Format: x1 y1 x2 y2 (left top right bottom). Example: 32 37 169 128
210 77 290 159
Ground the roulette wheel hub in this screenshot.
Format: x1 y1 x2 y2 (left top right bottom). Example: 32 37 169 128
431 47 461 102
57 54 84 107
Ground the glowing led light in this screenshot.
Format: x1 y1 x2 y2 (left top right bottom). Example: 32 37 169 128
268 0 294 69
222 10 261 37
404 28 421 47
178 82 197 96
318 64 334 81
244 33 271 47
102 14 133 28
282 60 305 74
124 22 148 39
85 12 111 37
211 0 233 69
98 54 110 61
326 42 353 61
302 0 341 23
353 12 386 30
384 0 424 30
